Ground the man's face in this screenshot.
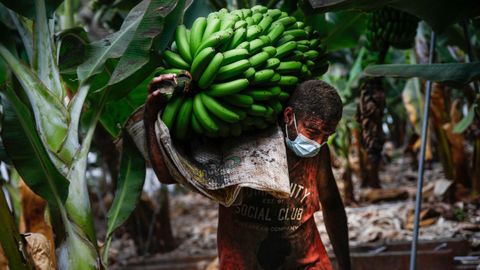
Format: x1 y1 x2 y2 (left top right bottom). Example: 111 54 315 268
283 106 338 145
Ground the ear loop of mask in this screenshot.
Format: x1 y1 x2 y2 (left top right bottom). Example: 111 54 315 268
285 112 298 138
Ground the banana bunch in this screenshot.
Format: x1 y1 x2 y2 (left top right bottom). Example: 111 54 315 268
365 7 419 51
160 5 328 140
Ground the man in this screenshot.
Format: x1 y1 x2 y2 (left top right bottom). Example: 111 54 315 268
145 77 351 270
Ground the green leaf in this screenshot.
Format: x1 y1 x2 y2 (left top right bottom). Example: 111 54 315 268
77 0 182 91
0 0 62 20
103 133 145 262
33 0 64 99
0 86 69 207
153 0 186 53
364 62 480 87
107 0 185 99
56 27 88 73
300 0 480 33
0 44 72 163
453 104 477 134
305 11 367 51
100 70 153 137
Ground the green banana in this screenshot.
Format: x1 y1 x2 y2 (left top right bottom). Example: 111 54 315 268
196 29 233 54
221 102 247 120
249 38 265 54
228 28 247 50
296 44 309 52
198 52 224 89
251 5 268 14
202 17 221 42
252 13 263 24
252 69 275 83
245 16 254 26
304 50 320 60
264 58 280 69
163 50 190 69
276 35 295 46
283 29 307 39
262 46 277 57
266 9 282 20
276 16 296 28
161 94 185 129
243 67 256 80
221 93 254 108
269 86 282 96
216 59 251 81
242 8 252 17
174 97 193 140
246 25 262 41
269 73 281 83
258 15 273 32
249 51 270 67
175 25 192 63
259 35 271 46
201 93 241 123
245 89 274 101
191 113 204 134
222 48 249 65
189 17 207 57
278 75 298 86
234 20 247 29
268 99 283 113
267 23 285 43
248 104 268 116
275 41 297 58
193 93 219 133
205 78 249 96
276 61 302 74
190 47 215 80
236 41 250 51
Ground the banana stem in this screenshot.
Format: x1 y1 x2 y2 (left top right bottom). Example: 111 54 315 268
64 0 74 29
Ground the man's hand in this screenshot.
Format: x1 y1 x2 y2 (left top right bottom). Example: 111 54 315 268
317 146 351 270
144 74 179 184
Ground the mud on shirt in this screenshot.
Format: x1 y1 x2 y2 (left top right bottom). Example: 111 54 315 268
217 149 333 270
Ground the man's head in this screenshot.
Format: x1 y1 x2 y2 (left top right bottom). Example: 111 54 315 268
284 80 343 146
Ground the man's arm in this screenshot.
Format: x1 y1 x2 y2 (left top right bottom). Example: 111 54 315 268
317 145 351 270
144 75 178 184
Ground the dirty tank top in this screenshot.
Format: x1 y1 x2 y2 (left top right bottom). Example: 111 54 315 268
217 148 333 270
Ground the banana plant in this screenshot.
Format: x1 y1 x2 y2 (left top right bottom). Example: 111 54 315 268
0 0 186 268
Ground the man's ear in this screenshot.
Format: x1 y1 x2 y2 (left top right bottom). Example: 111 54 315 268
284 106 294 126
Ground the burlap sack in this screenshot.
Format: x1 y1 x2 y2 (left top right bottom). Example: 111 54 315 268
126 108 291 207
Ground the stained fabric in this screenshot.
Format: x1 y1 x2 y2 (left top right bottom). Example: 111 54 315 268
217 149 332 270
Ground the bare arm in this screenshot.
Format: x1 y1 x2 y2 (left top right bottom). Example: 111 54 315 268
317 145 351 270
144 75 177 184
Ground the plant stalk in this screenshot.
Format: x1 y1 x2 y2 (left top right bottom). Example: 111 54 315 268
64 0 74 29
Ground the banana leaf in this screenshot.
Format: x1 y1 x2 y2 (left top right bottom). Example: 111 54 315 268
299 0 480 33
364 62 480 87
77 0 184 100
0 87 69 208
0 0 61 20
103 133 146 262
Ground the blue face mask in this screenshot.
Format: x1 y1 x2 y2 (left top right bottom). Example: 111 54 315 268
285 113 326 158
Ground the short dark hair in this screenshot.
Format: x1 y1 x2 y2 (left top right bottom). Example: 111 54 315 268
287 80 343 122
